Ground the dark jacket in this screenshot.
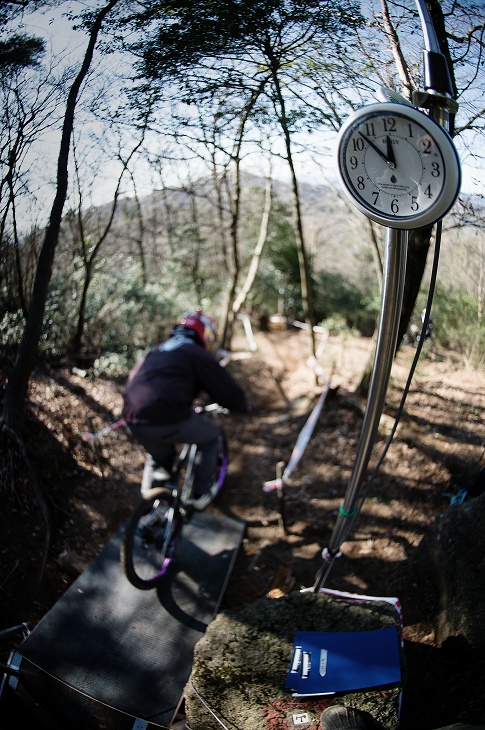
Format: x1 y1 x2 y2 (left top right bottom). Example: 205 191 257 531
122 333 248 425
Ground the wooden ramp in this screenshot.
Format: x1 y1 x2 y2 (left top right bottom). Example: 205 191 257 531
1 512 245 729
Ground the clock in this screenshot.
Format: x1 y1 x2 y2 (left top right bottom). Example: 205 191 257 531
336 101 461 229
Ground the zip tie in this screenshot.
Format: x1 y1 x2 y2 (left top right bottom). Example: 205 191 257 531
217 349 253 368
339 504 357 518
321 547 342 560
81 419 126 441
263 477 285 493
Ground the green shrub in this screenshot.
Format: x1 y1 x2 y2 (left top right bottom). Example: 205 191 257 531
422 285 485 369
314 271 379 336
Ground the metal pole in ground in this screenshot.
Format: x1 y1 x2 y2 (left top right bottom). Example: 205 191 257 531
313 0 460 592
313 228 407 591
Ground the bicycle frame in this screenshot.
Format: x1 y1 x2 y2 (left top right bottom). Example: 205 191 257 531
121 404 229 590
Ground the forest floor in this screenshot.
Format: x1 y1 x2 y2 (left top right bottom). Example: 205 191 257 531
1 326 485 729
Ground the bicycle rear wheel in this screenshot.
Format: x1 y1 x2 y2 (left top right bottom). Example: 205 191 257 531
121 487 181 590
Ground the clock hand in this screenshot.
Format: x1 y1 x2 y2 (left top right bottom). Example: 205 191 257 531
386 135 397 169
358 132 395 168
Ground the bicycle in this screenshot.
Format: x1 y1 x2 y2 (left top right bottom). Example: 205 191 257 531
120 403 229 590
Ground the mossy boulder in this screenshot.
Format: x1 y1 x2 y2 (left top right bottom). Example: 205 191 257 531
184 590 404 730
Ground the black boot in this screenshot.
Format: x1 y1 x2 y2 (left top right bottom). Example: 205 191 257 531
320 705 371 730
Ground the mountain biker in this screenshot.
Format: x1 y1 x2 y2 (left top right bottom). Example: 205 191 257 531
122 310 250 510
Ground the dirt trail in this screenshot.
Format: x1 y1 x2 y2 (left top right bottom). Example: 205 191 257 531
1 328 485 728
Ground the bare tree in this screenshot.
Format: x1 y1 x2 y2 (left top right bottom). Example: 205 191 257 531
121 0 363 354
2 0 120 430
67 130 146 355
0 51 62 315
232 163 273 316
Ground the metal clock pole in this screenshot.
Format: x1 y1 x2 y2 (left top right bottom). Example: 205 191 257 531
313 225 407 591
414 0 457 132
313 0 458 591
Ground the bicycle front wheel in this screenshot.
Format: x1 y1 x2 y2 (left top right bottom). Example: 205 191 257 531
121 487 181 590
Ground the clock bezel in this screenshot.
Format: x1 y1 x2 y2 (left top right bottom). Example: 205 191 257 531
336 101 461 230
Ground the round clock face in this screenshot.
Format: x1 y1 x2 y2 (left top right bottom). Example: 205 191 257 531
336 102 461 229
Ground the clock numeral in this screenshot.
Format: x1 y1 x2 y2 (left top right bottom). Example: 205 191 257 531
431 161 441 177
411 197 419 211
391 199 399 214
424 184 432 199
382 117 396 133
352 137 365 152
372 191 379 205
364 122 375 136
357 176 365 190
420 136 432 154
407 123 414 137
350 155 358 170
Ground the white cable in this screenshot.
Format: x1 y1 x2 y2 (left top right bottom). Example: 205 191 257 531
188 676 233 730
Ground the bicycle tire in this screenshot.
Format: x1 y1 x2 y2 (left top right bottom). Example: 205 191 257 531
201 430 229 508
121 487 181 590
215 429 229 493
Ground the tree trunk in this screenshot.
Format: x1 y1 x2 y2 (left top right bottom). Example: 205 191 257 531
70 133 144 355
2 0 119 430
267 55 317 363
396 226 433 350
220 82 268 349
356 0 458 396
232 169 272 315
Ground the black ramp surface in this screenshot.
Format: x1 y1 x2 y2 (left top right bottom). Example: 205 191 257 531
15 512 245 727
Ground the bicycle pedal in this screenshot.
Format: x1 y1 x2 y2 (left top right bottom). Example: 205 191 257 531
190 484 219 511
137 510 159 532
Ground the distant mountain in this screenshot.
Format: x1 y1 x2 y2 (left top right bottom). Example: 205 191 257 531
97 169 478 295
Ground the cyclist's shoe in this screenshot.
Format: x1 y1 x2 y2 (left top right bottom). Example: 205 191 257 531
190 483 219 511
152 465 171 482
320 706 371 730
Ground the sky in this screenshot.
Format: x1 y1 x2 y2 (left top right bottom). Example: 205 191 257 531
12 0 485 215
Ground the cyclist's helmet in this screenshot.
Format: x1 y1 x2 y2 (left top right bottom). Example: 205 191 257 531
180 311 217 351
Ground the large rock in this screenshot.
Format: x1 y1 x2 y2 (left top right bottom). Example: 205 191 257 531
413 492 485 649
184 591 404 730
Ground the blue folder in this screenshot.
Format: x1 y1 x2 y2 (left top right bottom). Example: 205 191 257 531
285 627 401 696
